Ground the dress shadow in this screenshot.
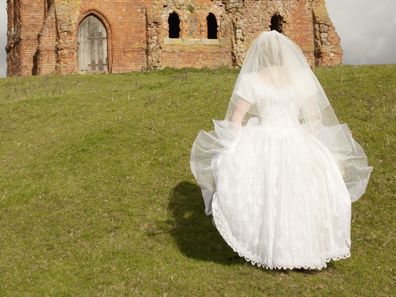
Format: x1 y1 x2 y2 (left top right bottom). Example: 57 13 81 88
153 181 329 273
164 181 244 267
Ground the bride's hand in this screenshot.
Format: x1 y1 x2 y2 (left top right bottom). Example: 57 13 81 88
232 123 243 134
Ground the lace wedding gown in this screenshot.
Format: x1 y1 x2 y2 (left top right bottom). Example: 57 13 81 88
191 31 372 270
190 71 369 270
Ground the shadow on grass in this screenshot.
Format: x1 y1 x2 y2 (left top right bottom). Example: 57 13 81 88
165 181 244 267
162 181 331 274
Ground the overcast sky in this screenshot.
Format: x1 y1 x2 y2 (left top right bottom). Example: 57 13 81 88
1 0 5 77
0 0 395 77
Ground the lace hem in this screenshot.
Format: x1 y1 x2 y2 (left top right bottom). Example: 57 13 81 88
211 193 351 271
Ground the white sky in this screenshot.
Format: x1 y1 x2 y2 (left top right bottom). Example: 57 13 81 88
0 0 395 77
325 0 396 64
1 0 5 77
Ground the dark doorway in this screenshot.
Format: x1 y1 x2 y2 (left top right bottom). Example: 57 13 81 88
168 12 181 38
206 13 218 39
77 15 108 72
270 13 284 33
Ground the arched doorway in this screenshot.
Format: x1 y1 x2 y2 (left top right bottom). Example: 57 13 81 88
78 14 108 72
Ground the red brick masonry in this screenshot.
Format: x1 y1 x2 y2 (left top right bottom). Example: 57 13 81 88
6 0 342 76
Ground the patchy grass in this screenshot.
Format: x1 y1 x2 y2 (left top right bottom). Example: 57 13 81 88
0 65 395 296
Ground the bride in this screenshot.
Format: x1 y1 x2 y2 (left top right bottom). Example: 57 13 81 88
189 30 373 270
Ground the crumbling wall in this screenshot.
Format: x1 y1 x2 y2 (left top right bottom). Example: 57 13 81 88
156 1 233 69
223 0 327 68
6 0 45 76
6 0 22 76
312 0 343 66
6 0 343 77
35 4 58 75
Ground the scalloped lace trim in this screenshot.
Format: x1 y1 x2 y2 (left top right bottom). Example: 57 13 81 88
211 193 351 270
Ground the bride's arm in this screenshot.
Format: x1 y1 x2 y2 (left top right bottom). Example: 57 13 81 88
230 99 252 127
228 73 255 127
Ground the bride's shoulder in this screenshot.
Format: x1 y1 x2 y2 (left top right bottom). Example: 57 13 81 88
239 72 256 81
237 72 260 91
239 72 264 88
233 72 262 104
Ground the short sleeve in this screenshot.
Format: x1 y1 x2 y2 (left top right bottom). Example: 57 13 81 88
233 73 256 104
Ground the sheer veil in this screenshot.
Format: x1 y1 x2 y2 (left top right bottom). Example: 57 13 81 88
190 30 372 215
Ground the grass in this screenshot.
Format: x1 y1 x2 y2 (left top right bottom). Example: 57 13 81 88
0 65 395 296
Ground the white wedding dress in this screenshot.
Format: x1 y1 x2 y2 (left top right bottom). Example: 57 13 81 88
190 31 372 270
211 72 351 270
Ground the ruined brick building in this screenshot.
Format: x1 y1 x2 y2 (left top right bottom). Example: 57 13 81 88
6 0 342 76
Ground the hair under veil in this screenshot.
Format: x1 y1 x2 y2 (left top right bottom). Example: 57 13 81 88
190 30 372 216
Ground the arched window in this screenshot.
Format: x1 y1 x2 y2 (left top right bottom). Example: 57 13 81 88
168 12 181 38
206 13 218 39
270 13 284 33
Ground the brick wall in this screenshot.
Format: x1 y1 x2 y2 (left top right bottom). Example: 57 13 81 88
6 0 22 76
6 0 342 76
7 0 46 76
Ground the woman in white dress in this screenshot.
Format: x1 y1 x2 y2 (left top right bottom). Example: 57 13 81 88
189 30 373 270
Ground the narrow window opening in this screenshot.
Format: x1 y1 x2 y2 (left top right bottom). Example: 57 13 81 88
206 13 218 39
12 0 18 35
270 13 284 33
168 12 181 38
44 0 52 17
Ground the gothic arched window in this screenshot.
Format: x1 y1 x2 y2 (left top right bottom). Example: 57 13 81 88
168 12 181 38
206 13 218 39
270 13 284 33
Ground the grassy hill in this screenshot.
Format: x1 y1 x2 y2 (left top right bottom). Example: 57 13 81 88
0 65 395 296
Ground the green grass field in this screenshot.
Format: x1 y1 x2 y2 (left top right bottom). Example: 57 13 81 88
0 65 395 296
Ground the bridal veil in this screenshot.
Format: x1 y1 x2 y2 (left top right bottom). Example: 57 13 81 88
190 30 372 215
